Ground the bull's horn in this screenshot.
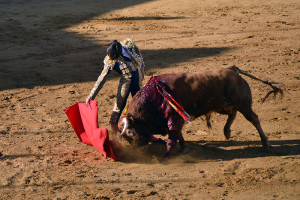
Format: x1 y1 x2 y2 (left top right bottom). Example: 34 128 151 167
120 117 128 136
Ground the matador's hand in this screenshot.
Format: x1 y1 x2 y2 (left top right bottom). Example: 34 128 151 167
85 97 91 105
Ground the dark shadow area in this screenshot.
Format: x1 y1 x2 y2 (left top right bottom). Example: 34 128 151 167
0 0 231 91
0 153 42 161
185 139 300 161
0 46 231 90
143 47 231 71
1 139 299 164
119 139 300 163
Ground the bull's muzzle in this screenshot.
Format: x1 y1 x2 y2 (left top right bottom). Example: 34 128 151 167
120 117 135 138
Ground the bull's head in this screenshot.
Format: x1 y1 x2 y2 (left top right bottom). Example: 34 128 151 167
118 117 151 147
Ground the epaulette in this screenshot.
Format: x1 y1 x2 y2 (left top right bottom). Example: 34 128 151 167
103 55 116 70
121 38 135 48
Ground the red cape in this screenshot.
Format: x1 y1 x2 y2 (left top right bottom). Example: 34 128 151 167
64 100 119 161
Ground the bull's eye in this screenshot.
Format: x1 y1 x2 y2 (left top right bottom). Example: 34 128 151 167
127 130 134 137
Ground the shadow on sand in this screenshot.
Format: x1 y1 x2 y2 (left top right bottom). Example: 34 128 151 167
0 0 231 91
118 139 300 164
1 139 299 164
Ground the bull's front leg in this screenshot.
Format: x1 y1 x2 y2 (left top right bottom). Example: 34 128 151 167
164 130 187 159
164 115 185 159
177 132 188 153
164 132 178 159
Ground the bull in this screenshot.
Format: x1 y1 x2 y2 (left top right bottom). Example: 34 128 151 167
119 66 282 159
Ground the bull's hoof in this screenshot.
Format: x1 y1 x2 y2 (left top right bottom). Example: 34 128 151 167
262 140 271 150
161 156 171 164
224 129 231 140
163 154 171 163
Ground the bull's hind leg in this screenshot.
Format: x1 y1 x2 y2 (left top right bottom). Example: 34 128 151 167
224 110 237 139
239 107 270 148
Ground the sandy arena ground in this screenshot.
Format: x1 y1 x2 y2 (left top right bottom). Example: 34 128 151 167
0 0 299 199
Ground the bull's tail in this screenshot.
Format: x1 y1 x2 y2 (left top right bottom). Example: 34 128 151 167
231 65 283 102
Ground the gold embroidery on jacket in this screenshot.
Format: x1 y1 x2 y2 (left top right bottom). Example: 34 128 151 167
87 38 145 99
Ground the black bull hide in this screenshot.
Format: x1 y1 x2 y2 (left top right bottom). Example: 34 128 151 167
119 66 282 159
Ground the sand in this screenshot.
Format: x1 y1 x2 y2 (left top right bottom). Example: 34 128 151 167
0 0 299 199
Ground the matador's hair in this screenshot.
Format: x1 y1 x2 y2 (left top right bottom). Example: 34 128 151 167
107 40 122 60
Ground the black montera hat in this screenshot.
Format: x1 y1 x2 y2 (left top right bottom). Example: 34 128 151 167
107 40 122 60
